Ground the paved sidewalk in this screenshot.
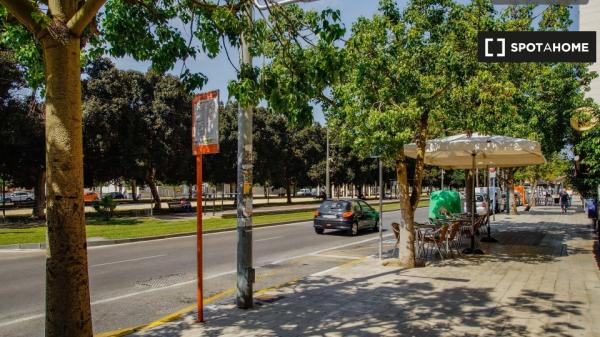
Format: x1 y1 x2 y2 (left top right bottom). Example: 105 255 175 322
129 206 600 337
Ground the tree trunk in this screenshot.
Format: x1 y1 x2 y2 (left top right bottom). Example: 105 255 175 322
396 156 416 268
43 38 93 337
396 109 430 268
33 170 46 219
286 182 292 204
264 185 269 204
507 170 518 215
529 181 538 208
131 179 138 201
147 168 161 210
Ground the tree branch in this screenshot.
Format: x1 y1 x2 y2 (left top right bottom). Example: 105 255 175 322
0 0 46 38
67 0 108 36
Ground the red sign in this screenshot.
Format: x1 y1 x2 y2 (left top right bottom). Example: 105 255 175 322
192 90 220 155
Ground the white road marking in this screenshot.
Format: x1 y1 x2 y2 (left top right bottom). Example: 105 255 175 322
89 209 407 250
0 314 44 328
0 270 237 328
269 233 394 265
0 230 398 328
314 254 361 260
0 209 418 329
255 236 283 242
91 254 166 267
0 249 44 254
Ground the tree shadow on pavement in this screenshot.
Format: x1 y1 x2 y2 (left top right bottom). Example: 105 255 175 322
137 266 584 337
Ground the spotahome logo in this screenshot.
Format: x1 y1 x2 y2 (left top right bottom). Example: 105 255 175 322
478 31 596 63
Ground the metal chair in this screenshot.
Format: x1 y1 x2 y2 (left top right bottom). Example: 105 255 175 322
391 222 401 258
445 221 462 257
422 224 449 261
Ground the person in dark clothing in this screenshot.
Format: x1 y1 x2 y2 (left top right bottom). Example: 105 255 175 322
560 191 569 214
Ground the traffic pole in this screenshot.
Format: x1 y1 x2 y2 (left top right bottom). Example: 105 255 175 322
196 155 204 322
326 127 330 199
236 1 254 309
378 158 383 260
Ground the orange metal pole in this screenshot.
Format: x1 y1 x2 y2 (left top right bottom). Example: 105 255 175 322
196 155 203 322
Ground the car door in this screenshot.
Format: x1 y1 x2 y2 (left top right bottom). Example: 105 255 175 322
358 201 376 227
352 201 367 228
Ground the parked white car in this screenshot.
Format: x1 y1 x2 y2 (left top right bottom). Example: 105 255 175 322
6 191 34 202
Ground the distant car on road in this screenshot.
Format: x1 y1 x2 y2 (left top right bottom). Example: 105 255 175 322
106 192 126 199
296 188 313 197
475 193 488 215
6 191 34 203
84 192 99 202
313 199 379 236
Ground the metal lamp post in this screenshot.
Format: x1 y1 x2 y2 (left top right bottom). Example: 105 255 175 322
370 154 383 259
236 0 323 310
326 126 331 199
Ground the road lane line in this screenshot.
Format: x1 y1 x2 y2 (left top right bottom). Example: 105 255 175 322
0 231 396 328
91 254 166 267
269 233 393 265
314 254 362 260
255 236 283 242
88 210 407 250
0 314 44 328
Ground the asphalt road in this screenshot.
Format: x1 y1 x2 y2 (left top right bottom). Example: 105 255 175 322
0 208 428 337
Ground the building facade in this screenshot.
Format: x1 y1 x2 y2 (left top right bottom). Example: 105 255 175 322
579 1 600 104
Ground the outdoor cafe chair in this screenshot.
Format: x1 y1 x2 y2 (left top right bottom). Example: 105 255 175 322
445 221 462 257
391 222 400 258
391 221 431 262
422 223 450 261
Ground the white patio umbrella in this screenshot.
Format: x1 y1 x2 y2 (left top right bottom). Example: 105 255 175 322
404 133 546 253
404 133 546 169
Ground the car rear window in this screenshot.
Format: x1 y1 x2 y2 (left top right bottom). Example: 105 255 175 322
319 200 350 213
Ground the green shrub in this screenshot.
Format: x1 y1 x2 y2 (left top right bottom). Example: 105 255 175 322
92 195 117 220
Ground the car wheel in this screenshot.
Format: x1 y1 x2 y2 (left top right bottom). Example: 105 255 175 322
315 227 324 235
372 220 379 232
350 222 359 236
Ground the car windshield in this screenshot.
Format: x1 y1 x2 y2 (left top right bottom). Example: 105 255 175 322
319 200 350 213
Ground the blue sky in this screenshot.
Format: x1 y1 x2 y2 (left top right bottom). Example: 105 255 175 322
114 0 579 124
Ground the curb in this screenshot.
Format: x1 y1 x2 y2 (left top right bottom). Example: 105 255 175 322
0 218 313 251
0 204 427 251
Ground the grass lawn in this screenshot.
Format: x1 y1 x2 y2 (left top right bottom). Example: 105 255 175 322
0 200 428 245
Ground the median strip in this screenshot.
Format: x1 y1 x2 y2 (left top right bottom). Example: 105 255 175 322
0 200 428 248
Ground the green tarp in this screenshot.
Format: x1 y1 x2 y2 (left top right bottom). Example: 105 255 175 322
428 190 462 220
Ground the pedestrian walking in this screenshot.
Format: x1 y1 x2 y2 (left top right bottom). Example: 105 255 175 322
560 190 569 214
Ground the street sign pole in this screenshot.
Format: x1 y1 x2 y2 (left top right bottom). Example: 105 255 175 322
378 158 383 260
237 2 254 309
192 89 220 322
326 127 330 199
441 169 444 190
195 155 204 322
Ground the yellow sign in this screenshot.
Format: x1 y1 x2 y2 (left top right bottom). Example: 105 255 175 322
570 107 598 132
243 182 252 194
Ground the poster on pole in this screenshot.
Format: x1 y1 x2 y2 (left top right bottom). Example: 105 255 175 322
192 90 220 155
489 167 496 179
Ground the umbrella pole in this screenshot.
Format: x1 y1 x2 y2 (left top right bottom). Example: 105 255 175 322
481 166 498 243
464 152 484 254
